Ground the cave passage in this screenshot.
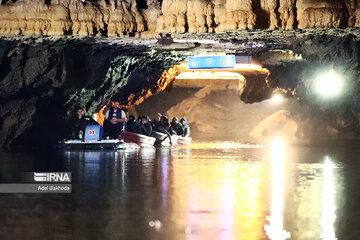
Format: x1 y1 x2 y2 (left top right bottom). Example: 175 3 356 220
105 59 280 142
3 33 360 149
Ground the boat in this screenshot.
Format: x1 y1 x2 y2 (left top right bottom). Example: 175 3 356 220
152 131 192 147
55 125 140 150
122 131 156 148
60 139 140 150
152 131 172 147
176 135 192 146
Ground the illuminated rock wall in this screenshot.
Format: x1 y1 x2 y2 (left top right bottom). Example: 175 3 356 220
1 0 360 37
0 0 147 37
297 0 347 29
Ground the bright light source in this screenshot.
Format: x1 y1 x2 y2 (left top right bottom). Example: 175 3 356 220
234 63 262 70
314 69 344 98
176 71 242 80
271 94 285 103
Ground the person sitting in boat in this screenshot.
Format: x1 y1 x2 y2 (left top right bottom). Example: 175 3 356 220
154 115 173 145
152 113 162 130
73 107 99 139
180 117 190 137
140 115 152 136
137 115 143 124
125 115 142 134
161 115 171 131
170 117 183 136
103 101 127 139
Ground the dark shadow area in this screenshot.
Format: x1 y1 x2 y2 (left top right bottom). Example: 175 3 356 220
11 93 70 149
136 0 148 11
252 0 270 29
339 2 350 29
1 0 18 5
0 37 188 149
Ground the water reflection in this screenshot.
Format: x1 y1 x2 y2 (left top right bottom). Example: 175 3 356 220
0 143 351 240
265 138 290 240
168 147 266 240
321 157 336 240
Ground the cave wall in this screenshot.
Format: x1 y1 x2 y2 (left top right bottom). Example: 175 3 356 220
0 36 189 148
1 0 360 37
1 29 360 147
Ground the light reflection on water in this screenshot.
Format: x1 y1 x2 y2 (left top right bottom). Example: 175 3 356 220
321 157 336 240
0 142 348 240
265 138 290 239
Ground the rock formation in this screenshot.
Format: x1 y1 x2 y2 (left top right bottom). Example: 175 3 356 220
142 0 162 36
0 36 189 147
2 0 360 36
163 86 283 141
297 0 347 29
1 29 360 147
0 0 147 37
250 110 301 141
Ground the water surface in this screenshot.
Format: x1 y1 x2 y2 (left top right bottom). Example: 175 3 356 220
0 142 359 240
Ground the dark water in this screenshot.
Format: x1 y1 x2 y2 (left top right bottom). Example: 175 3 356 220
1 141 360 240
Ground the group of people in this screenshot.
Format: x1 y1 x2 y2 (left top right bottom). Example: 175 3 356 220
73 102 127 140
73 101 190 140
152 113 190 138
125 115 152 136
73 107 99 139
125 113 190 139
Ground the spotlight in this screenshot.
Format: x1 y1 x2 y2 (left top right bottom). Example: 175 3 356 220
314 69 344 99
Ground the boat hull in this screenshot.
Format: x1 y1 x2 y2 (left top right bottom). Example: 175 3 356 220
176 136 192 146
152 131 192 147
62 139 139 150
123 131 156 148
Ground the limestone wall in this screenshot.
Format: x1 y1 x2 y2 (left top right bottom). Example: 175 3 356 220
1 0 360 36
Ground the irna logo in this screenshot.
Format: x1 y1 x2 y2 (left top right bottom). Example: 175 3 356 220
34 172 71 182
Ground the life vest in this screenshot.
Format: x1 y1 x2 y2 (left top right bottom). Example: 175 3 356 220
107 108 125 129
108 108 123 120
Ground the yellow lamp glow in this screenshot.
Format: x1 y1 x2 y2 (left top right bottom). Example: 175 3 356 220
271 94 285 103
